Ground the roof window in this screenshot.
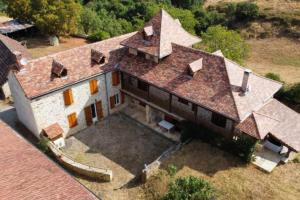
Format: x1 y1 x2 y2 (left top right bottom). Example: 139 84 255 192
91 49 106 64
188 58 203 77
52 60 67 78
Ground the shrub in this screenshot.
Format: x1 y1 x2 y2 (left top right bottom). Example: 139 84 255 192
37 137 50 153
162 176 216 200
167 164 178 178
235 2 259 22
265 73 283 82
281 83 300 104
233 135 257 163
88 31 110 41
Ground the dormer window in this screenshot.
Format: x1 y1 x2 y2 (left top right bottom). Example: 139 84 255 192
143 26 154 40
188 58 203 77
52 60 67 78
91 49 105 64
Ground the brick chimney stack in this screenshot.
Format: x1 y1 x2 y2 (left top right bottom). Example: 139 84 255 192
242 69 252 93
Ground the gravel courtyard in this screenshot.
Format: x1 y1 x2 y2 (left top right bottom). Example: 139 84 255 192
62 113 174 200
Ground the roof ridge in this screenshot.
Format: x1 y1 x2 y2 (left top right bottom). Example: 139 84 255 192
172 43 240 121
158 9 164 59
28 32 137 64
221 56 241 121
224 58 283 86
253 111 281 122
251 114 262 139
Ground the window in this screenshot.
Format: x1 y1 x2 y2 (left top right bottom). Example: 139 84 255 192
112 71 120 86
63 89 74 106
110 94 120 109
178 97 189 105
211 113 227 128
68 113 78 128
89 79 98 95
138 80 148 92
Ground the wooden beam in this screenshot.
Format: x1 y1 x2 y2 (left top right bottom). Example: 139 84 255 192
169 93 172 112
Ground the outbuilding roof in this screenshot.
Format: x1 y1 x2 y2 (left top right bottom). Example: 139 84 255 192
237 99 300 152
0 121 98 200
0 34 31 85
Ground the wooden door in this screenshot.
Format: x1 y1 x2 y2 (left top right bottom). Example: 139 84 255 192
84 106 93 126
96 101 104 120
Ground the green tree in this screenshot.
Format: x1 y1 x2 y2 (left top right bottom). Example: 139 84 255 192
162 176 216 200
171 0 204 9
4 0 32 21
201 25 248 64
31 0 81 36
80 7 100 34
5 0 81 37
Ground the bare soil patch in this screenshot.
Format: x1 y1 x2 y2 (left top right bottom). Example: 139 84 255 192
20 36 89 58
144 140 300 200
245 37 300 83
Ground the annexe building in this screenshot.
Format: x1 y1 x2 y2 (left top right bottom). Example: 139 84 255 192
8 10 300 159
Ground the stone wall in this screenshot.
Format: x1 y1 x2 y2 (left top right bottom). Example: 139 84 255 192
48 142 112 182
8 73 39 136
30 71 124 138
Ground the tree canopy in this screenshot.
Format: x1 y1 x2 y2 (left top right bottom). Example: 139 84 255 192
201 25 248 64
4 0 81 36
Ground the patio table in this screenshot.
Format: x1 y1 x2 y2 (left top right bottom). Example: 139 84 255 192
158 120 175 133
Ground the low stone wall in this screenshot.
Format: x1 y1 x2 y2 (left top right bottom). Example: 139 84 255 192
142 141 188 183
48 142 113 182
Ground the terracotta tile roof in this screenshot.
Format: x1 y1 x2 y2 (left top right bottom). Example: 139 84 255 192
236 114 260 139
0 34 31 85
119 43 239 120
121 9 201 58
15 33 134 99
0 121 98 200
43 123 64 141
223 57 282 120
237 99 300 152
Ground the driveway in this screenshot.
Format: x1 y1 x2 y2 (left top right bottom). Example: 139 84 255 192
62 113 174 200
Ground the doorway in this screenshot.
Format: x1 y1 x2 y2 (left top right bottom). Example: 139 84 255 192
91 103 97 123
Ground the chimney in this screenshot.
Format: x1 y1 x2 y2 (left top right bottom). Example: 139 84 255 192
143 26 154 40
13 51 28 71
241 69 252 93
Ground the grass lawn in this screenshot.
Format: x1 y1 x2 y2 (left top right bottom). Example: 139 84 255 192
142 140 300 200
205 0 300 20
21 36 89 58
245 37 300 83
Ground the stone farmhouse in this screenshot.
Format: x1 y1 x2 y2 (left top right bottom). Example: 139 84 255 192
7 10 300 162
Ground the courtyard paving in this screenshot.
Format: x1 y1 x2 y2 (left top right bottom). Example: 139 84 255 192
62 113 174 200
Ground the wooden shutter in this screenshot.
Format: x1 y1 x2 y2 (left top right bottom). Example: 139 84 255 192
110 96 115 109
68 113 77 128
96 101 104 119
121 92 125 104
84 106 93 126
89 80 98 95
112 72 120 86
63 89 74 106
